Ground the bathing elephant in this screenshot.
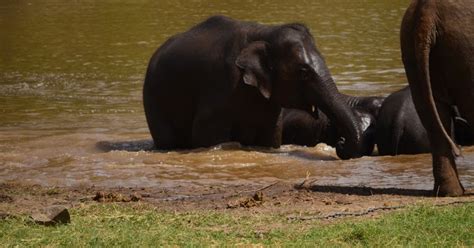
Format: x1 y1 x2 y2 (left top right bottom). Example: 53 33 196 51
340 93 385 119
401 0 474 196
282 94 384 156
282 108 377 156
376 86 473 156
376 86 430 155
143 16 365 159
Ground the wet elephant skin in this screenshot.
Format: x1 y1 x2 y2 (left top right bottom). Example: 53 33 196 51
143 15 365 159
376 86 474 156
401 0 474 196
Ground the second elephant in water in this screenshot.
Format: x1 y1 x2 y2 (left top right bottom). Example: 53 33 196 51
282 94 385 156
376 86 474 156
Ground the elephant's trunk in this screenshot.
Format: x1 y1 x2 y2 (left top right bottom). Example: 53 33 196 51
305 77 364 159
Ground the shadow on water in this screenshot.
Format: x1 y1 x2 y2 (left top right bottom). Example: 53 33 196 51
96 140 154 152
95 140 249 153
95 141 245 153
307 185 434 197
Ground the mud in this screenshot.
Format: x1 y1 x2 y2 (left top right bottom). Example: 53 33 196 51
1 181 473 223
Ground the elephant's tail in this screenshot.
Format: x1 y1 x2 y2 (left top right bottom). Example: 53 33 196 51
413 0 461 157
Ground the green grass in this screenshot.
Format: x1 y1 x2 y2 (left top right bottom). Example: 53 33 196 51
1 203 473 247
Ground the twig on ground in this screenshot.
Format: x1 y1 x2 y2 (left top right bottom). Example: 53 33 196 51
287 200 474 221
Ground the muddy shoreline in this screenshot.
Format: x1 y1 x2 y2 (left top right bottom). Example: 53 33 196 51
2 181 473 223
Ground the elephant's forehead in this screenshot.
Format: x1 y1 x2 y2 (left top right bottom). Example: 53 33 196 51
284 39 319 63
281 42 311 62
300 45 312 63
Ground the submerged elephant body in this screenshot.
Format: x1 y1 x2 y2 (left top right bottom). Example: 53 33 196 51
282 94 384 156
144 16 365 159
376 86 473 156
282 108 377 156
376 87 430 155
281 108 325 148
401 0 474 196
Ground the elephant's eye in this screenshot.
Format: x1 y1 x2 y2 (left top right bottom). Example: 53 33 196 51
300 67 311 81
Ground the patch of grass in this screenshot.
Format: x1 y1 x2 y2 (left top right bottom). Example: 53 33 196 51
1 203 473 247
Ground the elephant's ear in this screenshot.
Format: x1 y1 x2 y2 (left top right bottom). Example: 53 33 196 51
235 41 272 99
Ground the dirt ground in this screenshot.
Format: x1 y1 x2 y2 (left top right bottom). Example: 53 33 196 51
1 180 473 222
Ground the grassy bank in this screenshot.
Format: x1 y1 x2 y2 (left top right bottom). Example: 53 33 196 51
1 202 473 247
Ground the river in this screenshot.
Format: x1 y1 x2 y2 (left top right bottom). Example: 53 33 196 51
1 0 473 190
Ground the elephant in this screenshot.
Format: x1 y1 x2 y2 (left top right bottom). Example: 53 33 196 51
282 94 385 156
400 0 474 196
376 86 430 155
376 86 473 156
143 15 366 159
340 93 385 119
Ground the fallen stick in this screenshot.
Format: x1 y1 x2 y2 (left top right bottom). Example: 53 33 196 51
287 200 474 221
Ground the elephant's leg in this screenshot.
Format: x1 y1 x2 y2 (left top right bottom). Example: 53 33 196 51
191 106 231 148
428 102 464 196
256 115 282 148
410 84 464 196
149 117 181 149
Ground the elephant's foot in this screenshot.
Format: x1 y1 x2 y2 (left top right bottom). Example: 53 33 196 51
432 154 465 197
433 180 464 197
433 168 465 197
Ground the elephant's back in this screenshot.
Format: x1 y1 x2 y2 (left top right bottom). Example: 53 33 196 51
432 1 474 85
156 16 242 67
146 16 245 96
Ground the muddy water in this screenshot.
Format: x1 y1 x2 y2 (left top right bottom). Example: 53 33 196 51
1 0 473 190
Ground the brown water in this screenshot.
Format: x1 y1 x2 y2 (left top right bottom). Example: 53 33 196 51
1 0 473 190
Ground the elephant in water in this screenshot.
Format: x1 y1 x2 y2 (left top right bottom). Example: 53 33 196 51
143 15 367 159
376 86 473 156
282 94 385 156
401 0 474 196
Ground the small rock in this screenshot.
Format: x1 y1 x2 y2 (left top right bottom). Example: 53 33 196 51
31 206 70 226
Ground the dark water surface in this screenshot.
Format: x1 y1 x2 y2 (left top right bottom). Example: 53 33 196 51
1 0 473 190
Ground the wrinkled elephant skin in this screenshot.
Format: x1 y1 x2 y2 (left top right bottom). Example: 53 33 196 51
143 16 365 159
401 0 474 196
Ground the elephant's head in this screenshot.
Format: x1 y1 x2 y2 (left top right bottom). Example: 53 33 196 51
235 24 364 159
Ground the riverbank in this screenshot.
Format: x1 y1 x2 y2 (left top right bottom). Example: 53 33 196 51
1 182 473 246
